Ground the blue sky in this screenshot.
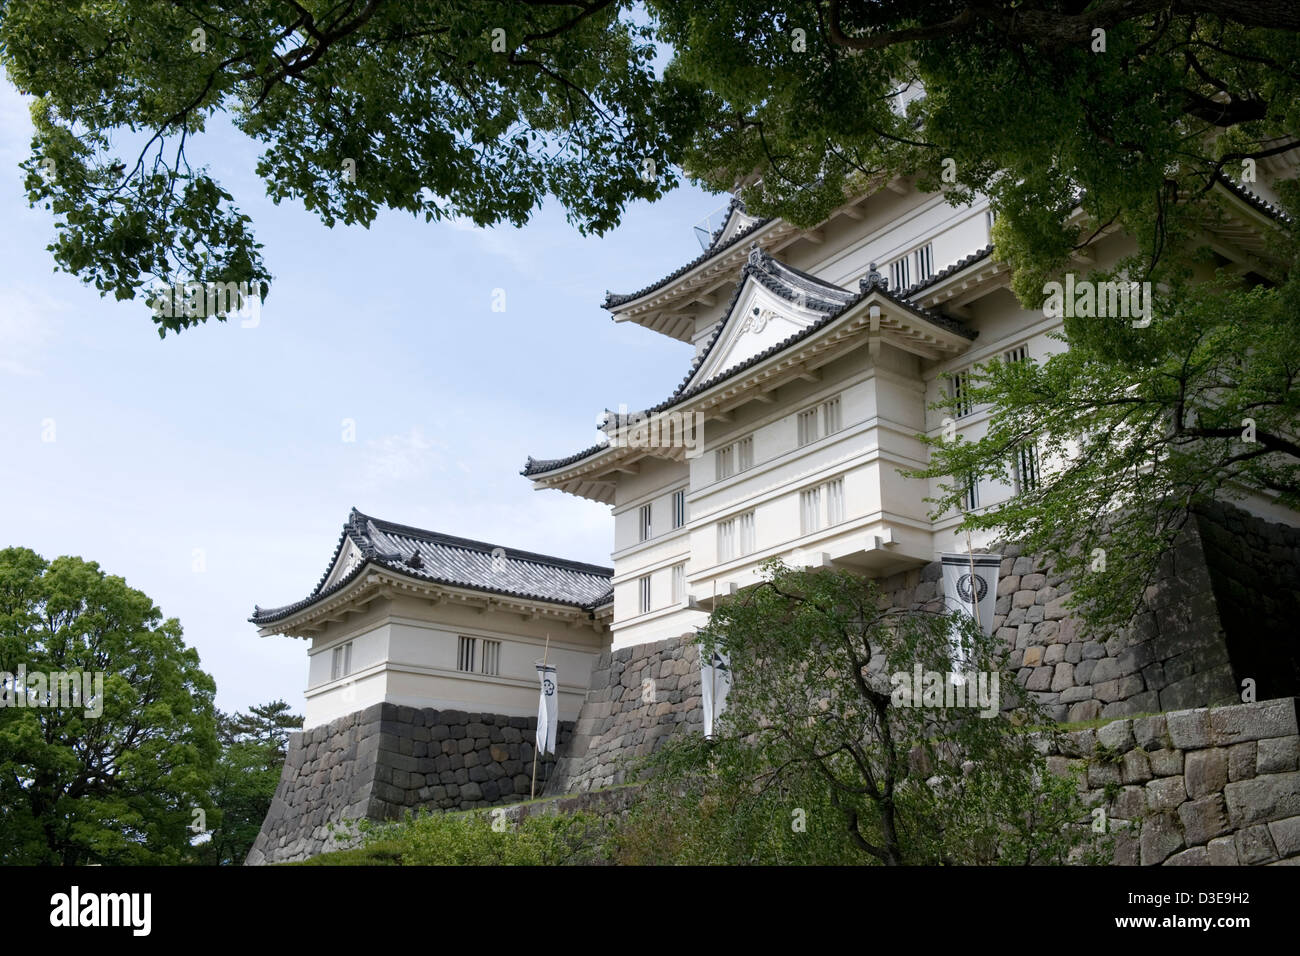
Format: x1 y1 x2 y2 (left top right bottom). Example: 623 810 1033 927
0 78 722 716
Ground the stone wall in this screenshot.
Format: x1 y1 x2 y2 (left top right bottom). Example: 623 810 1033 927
547 502 1299 796
1051 698 1300 865
245 703 572 865
544 635 703 796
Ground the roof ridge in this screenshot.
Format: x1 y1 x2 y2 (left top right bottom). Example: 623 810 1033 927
360 512 613 576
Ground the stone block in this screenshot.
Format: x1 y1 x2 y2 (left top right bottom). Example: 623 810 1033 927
1267 815 1300 858
1258 735 1300 774
1167 708 1211 750
1233 824 1278 865
1184 748 1228 799
1223 772 1300 828
1140 812 1185 866
1146 776 1187 812
1209 699 1298 746
1148 749 1184 777
1179 794 1231 846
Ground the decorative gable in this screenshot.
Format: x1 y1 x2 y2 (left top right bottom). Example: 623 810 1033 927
685 246 857 390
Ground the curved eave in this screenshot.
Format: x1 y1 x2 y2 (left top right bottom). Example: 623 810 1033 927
252 562 610 638
525 291 974 501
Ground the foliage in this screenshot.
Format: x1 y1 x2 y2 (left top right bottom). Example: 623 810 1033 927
0 546 219 865
908 276 1300 631
196 699 302 866
298 807 612 866
0 0 676 331
617 559 1106 865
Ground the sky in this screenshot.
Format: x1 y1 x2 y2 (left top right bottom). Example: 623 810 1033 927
0 77 723 715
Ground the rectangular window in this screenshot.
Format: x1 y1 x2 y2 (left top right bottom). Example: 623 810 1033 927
331 641 353 681
1014 442 1041 495
718 518 736 562
797 408 820 447
822 396 842 436
639 503 652 542
457 636 476 673
826 478 845 526
986 209 997 232
961 474 980 512
480 639 501 677
672 489 686 529
950 368 974 418
914 243 934 282
671 563 686 604
738 511 756 556
1004 344 1029 364
716 444 734 480
638 575 652 614
800 488 821 535
890 257 910 291
735 436 754 472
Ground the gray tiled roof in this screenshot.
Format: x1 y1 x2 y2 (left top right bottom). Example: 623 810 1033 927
602 213 773 310
523 247 976 478
251 509 613 625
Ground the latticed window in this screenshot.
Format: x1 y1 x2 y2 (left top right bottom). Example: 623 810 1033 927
738 511 756 555
1014 442 1041 494
800 487 821 535
950 368 974 418
480 639 501 677
457 636 476 673
671 563 686 604
890 257 910 290
914 243 934 281
797 408 820 446
331 641 352 681
639 503 652 542
716 444 734 479
826 478 845 525
822 396 842 435
672 490 686 529
638 575 651 614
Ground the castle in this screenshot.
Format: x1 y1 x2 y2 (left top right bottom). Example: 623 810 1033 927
246 166 1300 864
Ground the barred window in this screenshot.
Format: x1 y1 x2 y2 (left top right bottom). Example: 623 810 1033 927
797 408 820 446
639 503 652 542
716 444 734 480
961 473 980 512
738 511 756 555
457 636 476 673
950 368 974 418
480 639 501 677
826 478 845 525
1014 442 1041 495
671 563 686 604
914 243 934 282
638 575 652 614
331 641 353 681
890 257 910 291
822 396 842 436
800 487 821 535
672 490 686 529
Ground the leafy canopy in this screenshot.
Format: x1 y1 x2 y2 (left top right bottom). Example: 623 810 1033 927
622 560 1106 865
0 546 219 865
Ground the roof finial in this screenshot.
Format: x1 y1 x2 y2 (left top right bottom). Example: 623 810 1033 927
747 242 764 268
860 262 887 292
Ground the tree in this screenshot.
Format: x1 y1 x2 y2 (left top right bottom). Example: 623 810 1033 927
0 547 219 865
0 0 675 332
621 560 1104 865
197 699 302 866
911 278 1300 635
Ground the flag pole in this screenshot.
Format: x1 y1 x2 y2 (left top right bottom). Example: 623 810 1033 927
530 634 550 800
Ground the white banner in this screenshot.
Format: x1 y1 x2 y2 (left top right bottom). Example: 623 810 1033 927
699 645 732 740
535 664 558 755
941 552 1002 665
